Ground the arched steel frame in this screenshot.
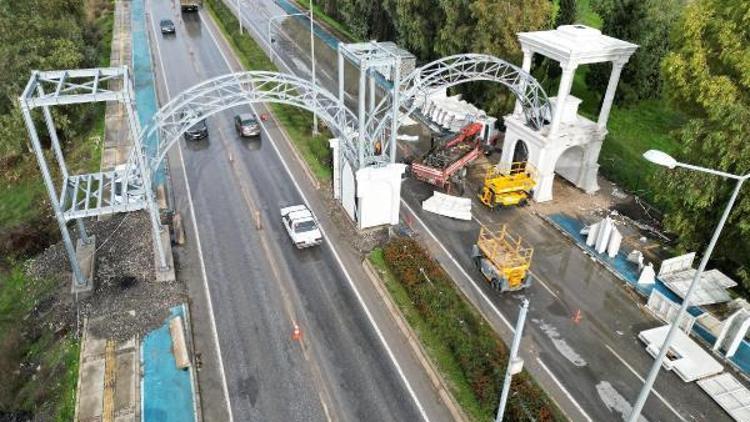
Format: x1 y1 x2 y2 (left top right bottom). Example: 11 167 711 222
131 71 358 173
364 54 552 164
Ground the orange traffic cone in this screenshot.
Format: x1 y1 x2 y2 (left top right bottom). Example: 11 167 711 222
291 323 302 341
572 309 582 324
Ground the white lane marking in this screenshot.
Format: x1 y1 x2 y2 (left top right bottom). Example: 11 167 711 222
537 358 594 422
605 345 687 421
401 199 600 420
596 381 650 422
201 10 430 422
147 6 235 421
531 318 587 367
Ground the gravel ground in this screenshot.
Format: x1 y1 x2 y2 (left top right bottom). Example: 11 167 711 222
27 211 187 341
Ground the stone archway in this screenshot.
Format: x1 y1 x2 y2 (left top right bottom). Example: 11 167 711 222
512 139 529 163
555 145 585 186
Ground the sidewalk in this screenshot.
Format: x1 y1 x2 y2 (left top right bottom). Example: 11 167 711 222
101 0 133 172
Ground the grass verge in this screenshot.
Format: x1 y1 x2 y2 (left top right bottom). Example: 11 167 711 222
370 240 565 422
570 67 683 200
206 0 333 181
0 1 112 418
0 265 81 420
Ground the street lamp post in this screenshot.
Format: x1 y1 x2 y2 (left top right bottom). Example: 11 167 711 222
496 298 530 422
309 0 319 135
628 149 749 422
236 0 242 34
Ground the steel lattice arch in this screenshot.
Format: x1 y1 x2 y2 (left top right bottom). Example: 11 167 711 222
135 71 359 172
364 54 552 161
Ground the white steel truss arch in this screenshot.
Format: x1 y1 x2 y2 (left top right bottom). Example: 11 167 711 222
131 71 359 173
364 54 551 161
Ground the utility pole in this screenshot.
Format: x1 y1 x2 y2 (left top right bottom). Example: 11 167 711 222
309 0 318 135
236 0 242 34
496 299 529 422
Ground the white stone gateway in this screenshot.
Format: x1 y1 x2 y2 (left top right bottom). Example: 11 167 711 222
499 25 638 202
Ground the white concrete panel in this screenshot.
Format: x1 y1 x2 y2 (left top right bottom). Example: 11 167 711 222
658 252 696 277
356 163 406 229
595 217 613 254
607 228 622 258
645 289 695 332
422 192 472 220
639 325 723 382
638 263 655 284
698 373 750 422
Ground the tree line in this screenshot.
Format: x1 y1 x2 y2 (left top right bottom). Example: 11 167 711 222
0 0 111 177
315 0 750 289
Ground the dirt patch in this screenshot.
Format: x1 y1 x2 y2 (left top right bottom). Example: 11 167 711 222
27 211 187 342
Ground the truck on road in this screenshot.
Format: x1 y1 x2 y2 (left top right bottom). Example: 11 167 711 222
410 122 483 191
180 0 202 12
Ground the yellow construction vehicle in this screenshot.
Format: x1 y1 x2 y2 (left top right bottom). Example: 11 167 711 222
478 162 536 208
471 225 533 292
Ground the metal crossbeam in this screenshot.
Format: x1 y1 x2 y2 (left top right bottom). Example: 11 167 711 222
21 67 125 108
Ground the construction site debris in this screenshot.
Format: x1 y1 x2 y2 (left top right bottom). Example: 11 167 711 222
26 212 187 341
422 191 472 220
638 263 655 284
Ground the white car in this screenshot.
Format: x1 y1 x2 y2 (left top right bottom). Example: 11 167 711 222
281 204 323 249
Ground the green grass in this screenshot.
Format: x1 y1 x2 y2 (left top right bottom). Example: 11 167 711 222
206 0 333 181
569 67 684 198
0 266 80 419
369 249 487 420
0 179 45 229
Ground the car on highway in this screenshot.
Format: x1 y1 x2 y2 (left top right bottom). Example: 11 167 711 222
234 113 261 137
160 19 175 35
281 204 323 249
181 110 208 141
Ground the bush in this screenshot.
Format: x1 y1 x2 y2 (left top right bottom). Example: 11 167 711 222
382 237 562 421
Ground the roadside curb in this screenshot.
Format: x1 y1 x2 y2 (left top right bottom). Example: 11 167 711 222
361 259 469 422
263 110 322 190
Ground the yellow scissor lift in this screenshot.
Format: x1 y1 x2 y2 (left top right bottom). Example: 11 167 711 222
478 162 536 208
472 224 533 292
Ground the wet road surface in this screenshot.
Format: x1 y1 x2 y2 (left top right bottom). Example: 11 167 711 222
145 1 444 420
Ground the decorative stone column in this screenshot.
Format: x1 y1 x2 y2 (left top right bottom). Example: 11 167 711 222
513 48 534 116
597 58 627 130
549 62 578 136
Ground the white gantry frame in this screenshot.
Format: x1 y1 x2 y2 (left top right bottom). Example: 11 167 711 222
19 67 161 287
20 67 360 286
362 53 552 163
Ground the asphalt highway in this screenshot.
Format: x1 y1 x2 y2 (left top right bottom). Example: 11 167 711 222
145 1 449 420
224 1 734 420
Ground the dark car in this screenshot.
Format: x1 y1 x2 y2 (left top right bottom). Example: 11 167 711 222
181 111 208 141
160 19 176 34
234 113 261 137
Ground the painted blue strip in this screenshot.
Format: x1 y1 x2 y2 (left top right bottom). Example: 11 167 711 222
131 0 166 184
142 306 196 422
